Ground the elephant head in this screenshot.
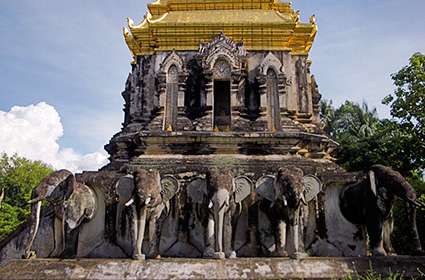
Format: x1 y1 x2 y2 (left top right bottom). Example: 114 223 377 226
369 164 424 254
23 169 75 259
369 164 424 208
133 169 162 208
274 167 306 210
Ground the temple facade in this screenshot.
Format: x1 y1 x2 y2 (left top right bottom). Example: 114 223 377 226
105 0 335 165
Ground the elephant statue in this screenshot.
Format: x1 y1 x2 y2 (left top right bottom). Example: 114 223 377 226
115 168 178 260
256 167 307 259
201 169 256 259
340 164 425 256
23 169 97 259
23 169 75 259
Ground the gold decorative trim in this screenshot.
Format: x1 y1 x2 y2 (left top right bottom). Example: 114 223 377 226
124 0 317 57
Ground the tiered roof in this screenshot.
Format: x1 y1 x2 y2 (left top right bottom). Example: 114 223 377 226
124 0 317 56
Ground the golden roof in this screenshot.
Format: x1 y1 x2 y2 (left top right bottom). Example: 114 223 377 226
124 0 317 57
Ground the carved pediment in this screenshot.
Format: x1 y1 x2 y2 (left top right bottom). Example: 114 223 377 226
160 50 185 73
259 52 283 75
199 32 246 71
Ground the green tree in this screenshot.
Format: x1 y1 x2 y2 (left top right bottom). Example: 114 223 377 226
383 52 425 173
384 52 425 141
0 154 53 239
320 100 383 172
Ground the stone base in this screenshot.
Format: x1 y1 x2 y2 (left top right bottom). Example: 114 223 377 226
0 257 424 279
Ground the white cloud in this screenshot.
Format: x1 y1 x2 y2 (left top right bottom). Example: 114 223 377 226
0 102 108 173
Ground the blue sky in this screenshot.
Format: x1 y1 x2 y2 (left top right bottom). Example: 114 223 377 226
0 0 424 161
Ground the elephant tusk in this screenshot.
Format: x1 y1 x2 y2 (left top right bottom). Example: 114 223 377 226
300 193 308 206
145 197 151 205
369 171 377 196
283 197 288 207
125 198 135 207
28 196 44 204
208 201 213 209
410 199 425 208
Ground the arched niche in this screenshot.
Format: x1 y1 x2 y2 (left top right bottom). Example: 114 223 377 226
256 52 288 131
198 33 247 131
212 57 232 131
266 68 281 131
158 51 187 131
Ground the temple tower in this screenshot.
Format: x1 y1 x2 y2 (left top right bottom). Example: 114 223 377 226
106 0 335 165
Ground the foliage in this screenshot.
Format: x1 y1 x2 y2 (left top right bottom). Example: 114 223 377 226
320 54 425 176
320 100 384 172
383 52 425 172
383 52 425 144
0 153 53 239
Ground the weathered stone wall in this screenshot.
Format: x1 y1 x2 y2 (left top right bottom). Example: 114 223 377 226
105 35 324 165
2 257 425 280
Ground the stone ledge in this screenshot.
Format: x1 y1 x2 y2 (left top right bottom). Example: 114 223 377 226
0 257 424 279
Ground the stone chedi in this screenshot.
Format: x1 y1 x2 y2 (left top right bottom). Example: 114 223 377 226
0 0 423 262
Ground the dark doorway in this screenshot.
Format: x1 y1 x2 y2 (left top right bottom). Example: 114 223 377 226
213 80 231 131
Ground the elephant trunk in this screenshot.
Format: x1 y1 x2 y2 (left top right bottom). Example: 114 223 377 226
23 200 42 258
116 203 123 237
134 205 147 259
214 207 225 253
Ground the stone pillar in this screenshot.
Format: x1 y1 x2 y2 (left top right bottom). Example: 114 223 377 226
287 55 298 116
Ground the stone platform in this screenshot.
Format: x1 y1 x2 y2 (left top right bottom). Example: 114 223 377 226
0 257 424 279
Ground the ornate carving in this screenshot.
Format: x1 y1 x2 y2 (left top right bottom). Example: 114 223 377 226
160 51 185 74
296 57 310 114
213 58 232 80
199 32 246 72
259 52 283 76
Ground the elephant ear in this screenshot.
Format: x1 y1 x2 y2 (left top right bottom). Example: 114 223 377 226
115 175 135 204
160 175 179 202
302 175 322 202
65 183 96 230
369 170 377 196
186 177 207 204
255 175 275 202
234 176 253 203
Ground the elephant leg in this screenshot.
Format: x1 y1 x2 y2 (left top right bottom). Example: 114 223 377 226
274 220 287 257
226 210 237 258
50 216 64 257
115 203 123 238
203 214 215 258
133 206 147 260
383 216 395 256
22 201 42 259
148 206 164 259
61 225 79 258
366 219 386 256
